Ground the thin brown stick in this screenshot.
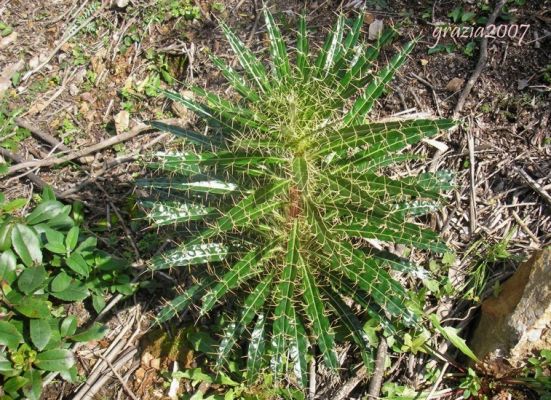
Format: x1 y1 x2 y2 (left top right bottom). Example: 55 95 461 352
80 348 138 400
15 117 70 152
410 73 442 116
467 129 477 236
426 363 449 400
511 210 540 243
98 354 140 400
334 366 369 400
367 339 388 398
0 148 67 198
515 167 551 207
60 132 168 197
7 123 152 175
453 0 507 118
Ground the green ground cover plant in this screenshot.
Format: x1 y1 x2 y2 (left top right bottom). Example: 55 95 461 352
138 8 457 388
0 188 133 399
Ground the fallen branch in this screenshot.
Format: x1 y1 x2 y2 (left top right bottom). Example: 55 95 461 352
15 117 70 152
7 123 152 175
98 354 140 400
367 339 388 398
0 148 67 198
79 348 138 400
334 366 369 400
60 132 169 197
453 0 507 118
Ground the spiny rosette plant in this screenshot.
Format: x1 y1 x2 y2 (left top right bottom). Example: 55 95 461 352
138 9 456 386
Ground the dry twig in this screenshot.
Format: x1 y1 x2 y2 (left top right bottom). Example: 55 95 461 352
0 148 65 198
14 117 70 152
515 167 551 207
367 339 388 398
98 354 140 400
453 0 507 118
467 129 477 236
334 366 369 400
7 123 152 175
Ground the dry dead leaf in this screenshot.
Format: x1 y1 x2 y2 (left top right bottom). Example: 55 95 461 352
171 90 195 122
517 79 529 90
28 100 49 115
141 351 154 367
0 31 17 49
150 358 161 370
91 48 107 77
114 110 130 133
135 367 146 381
445 77 465 92
364 12 374 25
0 60 24 96
368 19 384 41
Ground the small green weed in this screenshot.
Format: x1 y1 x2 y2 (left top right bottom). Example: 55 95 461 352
0 109 30 152
0 188 134 399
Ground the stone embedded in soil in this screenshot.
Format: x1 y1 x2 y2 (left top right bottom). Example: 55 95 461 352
470 248 551 368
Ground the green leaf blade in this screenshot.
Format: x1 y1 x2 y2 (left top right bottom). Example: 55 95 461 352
11 224 42 267
300 258 338 370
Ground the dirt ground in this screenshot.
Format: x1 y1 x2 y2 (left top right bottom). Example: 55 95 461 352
0 0 549 399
